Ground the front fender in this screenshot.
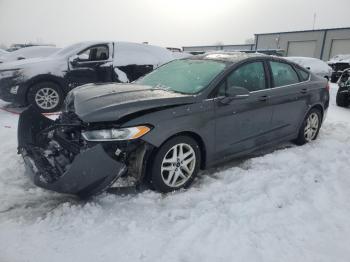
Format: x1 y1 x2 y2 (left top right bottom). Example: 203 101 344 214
20 74 69 102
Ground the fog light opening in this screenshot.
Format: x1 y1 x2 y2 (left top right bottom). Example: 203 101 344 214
10 85 19 94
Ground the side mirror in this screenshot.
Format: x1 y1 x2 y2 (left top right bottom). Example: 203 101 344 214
221 86 250 104
69 55 79 65
220 86 250 104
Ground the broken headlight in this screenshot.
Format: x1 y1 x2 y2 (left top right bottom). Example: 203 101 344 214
82 126 151 141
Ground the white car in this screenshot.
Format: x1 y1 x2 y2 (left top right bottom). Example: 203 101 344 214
0 46 60 63
0 49 8 57
286 56 332 80
327 54 350 82
0 41 177 112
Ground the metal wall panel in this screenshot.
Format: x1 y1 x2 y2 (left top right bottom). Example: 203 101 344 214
329 39 350 58
287 41 317 57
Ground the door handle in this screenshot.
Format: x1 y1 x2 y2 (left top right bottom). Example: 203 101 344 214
300 88 308 94
258 95 269 101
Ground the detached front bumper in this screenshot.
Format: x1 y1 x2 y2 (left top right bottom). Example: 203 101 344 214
17 107 128 198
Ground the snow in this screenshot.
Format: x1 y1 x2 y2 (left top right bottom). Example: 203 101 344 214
328 54 350 64
0 46 60 63
114 42 176 67
285 57 332 78
0 48 9 57
0 84 350 262
114 67 129 83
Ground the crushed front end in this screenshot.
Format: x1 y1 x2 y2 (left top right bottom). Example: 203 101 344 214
339 69 350 90
17 107 153 198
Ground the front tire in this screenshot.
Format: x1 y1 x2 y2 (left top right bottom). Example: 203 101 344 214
336 87 350 107
293 108 322 145
27 82 64 113
149 136 201 193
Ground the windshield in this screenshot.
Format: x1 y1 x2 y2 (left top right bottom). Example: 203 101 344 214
136 59 226 94
51 42 86 58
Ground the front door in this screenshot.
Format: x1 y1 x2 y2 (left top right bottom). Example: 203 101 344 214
214 61 274 160
67 43 113 88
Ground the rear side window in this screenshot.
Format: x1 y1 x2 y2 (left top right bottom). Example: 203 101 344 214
270 61 299 87
295 67 310 81
227 62 266 92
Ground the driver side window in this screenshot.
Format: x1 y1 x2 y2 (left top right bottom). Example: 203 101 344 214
77 45 109 62
227 62 266 92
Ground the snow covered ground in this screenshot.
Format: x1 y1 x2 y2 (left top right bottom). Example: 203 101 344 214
0 84 349 262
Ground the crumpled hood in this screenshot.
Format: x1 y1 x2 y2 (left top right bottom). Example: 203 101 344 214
68 83 195 123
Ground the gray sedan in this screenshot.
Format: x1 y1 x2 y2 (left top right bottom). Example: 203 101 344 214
18 52 330 198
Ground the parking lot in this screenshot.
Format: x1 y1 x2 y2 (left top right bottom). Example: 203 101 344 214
0 83 349 262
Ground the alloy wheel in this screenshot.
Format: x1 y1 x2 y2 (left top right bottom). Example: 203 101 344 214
304 112 319 142
161 143 196 188
34 87 60 110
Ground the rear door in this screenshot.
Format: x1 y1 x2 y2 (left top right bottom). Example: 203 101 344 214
267 60 310 138
67 43 114 87
214 60 275 160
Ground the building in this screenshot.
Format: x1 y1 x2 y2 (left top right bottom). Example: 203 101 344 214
255 27 350 61
182 44 254 53
182 27 350 61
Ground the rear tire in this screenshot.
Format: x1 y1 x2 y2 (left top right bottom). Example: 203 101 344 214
293 108 322 146
27 82 64 113
336 87 350 107
149 136 201 193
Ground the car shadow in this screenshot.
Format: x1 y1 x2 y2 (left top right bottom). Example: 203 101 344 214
107 141 295 195
200 141 294 178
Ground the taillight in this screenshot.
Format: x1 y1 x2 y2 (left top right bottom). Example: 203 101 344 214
325 82 330 91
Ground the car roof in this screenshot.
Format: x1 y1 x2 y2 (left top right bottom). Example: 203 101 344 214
286 56 322 62
192 51 269 64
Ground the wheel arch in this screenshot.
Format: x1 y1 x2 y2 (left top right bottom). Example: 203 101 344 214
24 75 68 104
146 130 207 172
296 103 325 134
168 131 207 170
310 103 324 121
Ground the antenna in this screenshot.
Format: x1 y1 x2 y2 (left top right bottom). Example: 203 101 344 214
312 13 317 30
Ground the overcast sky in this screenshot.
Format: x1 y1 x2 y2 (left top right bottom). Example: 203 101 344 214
1 0 350 48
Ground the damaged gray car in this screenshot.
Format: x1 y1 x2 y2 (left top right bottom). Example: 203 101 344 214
18 52 329 198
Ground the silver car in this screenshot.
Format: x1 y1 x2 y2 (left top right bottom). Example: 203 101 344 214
286 57 332 80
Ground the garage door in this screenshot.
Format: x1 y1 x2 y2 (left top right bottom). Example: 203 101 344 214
330 39 350 59
287 41 316 57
